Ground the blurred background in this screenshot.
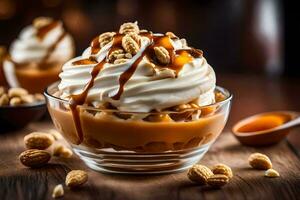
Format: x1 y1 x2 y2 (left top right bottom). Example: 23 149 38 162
0 0 298 77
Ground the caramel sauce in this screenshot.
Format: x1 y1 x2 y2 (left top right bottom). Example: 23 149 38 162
111 49 147 100
237 113 291 133
72 58 97 65
139 32 153 38
39 32 66 66
36 21 59 40
69 58 106 144
68 31 204 144
180 48 203 58
108 33 125 55
111 35 168 100
91 36 101 55
112 35 203 99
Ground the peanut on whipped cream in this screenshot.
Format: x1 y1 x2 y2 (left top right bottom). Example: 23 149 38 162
58 22 216 112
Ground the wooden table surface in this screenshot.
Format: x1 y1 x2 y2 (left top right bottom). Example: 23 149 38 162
0 74 300 200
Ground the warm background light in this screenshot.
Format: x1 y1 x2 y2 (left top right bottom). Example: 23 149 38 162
0 0 297 76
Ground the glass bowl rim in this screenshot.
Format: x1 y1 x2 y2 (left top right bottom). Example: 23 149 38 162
44 81 232 114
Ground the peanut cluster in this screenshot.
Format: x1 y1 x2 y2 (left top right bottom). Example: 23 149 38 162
0 87 45 106
187 152 280 190
187 163 232 188
96 22 141 64
248 152 280 177
95 22 187 66
19 130 88 198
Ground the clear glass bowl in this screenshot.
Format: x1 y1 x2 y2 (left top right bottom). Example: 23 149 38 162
45 82 232 174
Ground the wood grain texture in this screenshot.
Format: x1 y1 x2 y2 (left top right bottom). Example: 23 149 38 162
0 75 299 200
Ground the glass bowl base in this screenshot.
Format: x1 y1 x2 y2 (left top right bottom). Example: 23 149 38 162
72 143 211 174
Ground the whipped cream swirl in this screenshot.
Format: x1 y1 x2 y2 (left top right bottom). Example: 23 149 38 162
9 20 74 64
59 34 216 112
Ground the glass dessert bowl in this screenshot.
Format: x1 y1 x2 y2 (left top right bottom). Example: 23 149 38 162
3 17 74 93
46 83 231 174
45 22 232 174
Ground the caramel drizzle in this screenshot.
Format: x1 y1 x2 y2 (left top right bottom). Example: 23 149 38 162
69 57 106 144
72 58 97 65
69 34 126 144
90 36 101 55
111 35 203 99
111 49 147 100
70 57 105 105
111 35 169 100
36 21 59 40
11 21 66 67
69 31 203 144
108 33 125 55
39 32 66 65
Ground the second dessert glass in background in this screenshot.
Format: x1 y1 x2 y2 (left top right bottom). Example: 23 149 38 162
3 17 74 93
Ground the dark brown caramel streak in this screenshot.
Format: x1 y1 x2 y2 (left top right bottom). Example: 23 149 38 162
37 21 67 66
69 31 203 144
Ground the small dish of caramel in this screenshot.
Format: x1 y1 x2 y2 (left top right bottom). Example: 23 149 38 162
232 111 300 146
